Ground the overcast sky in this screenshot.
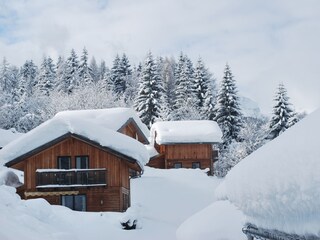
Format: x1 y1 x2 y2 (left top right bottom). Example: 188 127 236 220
0 0 319 113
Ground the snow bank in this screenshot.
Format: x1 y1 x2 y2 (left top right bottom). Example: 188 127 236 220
176 200 245 240
151 120 222 144
0 108 149 167
0 166 222 240
222 108 320 236
0 128 23 148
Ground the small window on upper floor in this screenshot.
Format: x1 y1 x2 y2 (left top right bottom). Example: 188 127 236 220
58 156 71 169
76 156 89 169
174 162 182 169
192 162 201 169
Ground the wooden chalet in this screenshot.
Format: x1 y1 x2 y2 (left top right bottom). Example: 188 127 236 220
1 108 150 212
148 121 222 173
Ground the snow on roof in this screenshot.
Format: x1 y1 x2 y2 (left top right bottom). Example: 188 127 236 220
0 129 24 148
0 108 149 168
220 108 320 236
55 108 150 140
151 120 222 144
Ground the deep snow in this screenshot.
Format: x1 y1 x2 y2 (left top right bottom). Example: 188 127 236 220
151 120 222 144
220 108 320 236
0 167 223 240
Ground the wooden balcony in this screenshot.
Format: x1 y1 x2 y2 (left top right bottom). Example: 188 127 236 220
36 169 107 188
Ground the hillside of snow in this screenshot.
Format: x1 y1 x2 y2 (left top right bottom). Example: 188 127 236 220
219 108 320 237
0 167 223 240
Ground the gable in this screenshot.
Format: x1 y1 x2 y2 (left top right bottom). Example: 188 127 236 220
117 118 149 144
4 133 142 171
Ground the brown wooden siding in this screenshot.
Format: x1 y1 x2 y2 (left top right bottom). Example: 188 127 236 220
149 143 215 171
166 144 212 160
11 135 134 212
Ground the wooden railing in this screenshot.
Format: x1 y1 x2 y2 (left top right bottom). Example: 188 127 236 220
36 169 107 188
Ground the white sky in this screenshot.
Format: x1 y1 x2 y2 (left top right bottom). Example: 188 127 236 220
0 0 319 113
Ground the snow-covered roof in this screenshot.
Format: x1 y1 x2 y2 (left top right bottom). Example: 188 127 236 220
0 129 24 148
151 120 222 144
220 108 320 236
0 108 150 168
55 108 150 141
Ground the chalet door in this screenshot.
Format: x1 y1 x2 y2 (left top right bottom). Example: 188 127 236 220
61 195 87 211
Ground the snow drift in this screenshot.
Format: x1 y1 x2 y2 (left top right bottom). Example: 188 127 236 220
220 108 320 236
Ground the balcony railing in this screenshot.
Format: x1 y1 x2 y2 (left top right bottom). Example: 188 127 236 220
36 169 107 188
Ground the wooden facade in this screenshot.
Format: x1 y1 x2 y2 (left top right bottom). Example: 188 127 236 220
6 118 148 212
148 141 218 173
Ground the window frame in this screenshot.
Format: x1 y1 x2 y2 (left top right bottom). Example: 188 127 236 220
61 194 87 211
192 162 201 169
57 156 71 169
173 162 182 169
75 155 89 169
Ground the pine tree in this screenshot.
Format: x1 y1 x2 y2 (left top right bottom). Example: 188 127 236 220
89 57 99 83
214 63 243 145
36 57 56 96
64 49 79 94
0 58 11 93
134 52 163 127
173 54 198 120
266 83 294 140
55 56 67 93
79 47 93 86
99 60 107 82
17 60 38 99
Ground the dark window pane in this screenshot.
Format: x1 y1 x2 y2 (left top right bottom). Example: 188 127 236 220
192 162 201 169
61 195 73 209
76 156 89 169
58 156 71 169
74 195 86 211
174 163 182 169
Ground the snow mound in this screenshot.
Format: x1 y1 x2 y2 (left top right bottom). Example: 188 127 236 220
176 200 245 240
151 120 222 144
0 128 24 148
0 108 149 167
222 108 320 236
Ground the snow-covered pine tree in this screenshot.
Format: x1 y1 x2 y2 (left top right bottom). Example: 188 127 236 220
36 57 56 96
134 52 163 127
79 47 93 86
193 58 217 119
55 56 67 93
64 49 80 94
214 63 243 145
99 60 107 82
0 58 11 93
89 57 99 83
17 60 38 99
173 54 199 120
160 57 176 116
266 83 294 140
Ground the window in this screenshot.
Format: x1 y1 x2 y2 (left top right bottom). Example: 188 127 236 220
58 156 71 169
61 195 86 211
122 193 130 211
76 156 89 169
174 162 182 169
192 162 201 169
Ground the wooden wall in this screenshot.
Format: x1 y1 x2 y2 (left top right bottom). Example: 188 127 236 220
11 135 133 212
149 143 214 170
166 144 212 160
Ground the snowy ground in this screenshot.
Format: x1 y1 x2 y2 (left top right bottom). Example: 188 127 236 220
0 167 228 240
